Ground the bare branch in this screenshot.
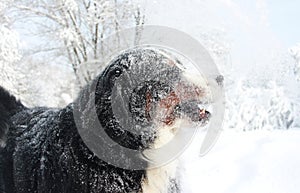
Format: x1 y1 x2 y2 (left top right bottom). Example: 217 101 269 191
16 5 65 26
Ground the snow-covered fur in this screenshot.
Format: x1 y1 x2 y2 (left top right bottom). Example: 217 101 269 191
0 87 24 148
0 48 210 193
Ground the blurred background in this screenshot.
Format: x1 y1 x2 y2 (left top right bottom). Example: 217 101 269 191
0 0 299 192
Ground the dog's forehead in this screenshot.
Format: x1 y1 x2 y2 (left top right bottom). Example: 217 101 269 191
111 48 166 66
108 47 210 100
108 48 181 83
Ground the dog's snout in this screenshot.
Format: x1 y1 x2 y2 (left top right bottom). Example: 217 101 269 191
199 109 211 121
189 108 210 122
176 101 211 123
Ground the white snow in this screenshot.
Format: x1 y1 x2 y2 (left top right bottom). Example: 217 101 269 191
181 129 300 193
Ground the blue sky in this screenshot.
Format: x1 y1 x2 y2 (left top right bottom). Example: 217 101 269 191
145 0 300 86
268 0 300 47
219 0 300 49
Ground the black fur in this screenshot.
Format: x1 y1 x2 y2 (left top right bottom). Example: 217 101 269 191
0 49 183 193
0 87 24 146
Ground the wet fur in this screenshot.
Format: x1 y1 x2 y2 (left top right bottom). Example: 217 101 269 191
0 49 184 193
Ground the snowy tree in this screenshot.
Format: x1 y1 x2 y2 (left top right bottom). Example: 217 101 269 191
0 0 145 107
289 43 300 81
0 0 25 98
267 81 295 130
197 26 232 84
224 79 296 131
15 0 144 86
17 57 76 107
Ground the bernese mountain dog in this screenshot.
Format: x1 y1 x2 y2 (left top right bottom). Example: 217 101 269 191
0 48 211 193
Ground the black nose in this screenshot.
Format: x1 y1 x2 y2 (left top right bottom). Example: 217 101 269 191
198 109 211 122
175 101 211 122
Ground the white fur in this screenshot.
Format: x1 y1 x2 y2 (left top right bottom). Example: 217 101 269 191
182 70 209 92
140 68 209 193
141 160 178 193
141 120 186 193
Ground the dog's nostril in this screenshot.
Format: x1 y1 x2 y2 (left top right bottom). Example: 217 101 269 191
198 109 211 123
199 109 210 119
188 108 211 122
177 101 211 122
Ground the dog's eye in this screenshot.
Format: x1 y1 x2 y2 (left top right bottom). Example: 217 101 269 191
173 104 181 115
114 69 122 77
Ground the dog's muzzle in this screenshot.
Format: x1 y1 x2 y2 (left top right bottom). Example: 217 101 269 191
174 100 211 124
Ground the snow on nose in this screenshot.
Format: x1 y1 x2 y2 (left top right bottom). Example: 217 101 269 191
178 101 211 123
199 108 211 122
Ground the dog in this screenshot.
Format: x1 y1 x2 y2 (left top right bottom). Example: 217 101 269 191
0 48 211 193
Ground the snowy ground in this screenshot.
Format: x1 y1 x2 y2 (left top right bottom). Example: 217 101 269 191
181 129 300 193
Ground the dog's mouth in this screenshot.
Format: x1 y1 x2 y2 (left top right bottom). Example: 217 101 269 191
156 99 211 126
174 100 211 125
184 100 210 118
128 73 212 130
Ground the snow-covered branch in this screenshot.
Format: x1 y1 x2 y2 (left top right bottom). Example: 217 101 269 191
289 43 300 81
14 0 144 86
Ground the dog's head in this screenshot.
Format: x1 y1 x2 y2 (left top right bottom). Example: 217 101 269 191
92 48 211 152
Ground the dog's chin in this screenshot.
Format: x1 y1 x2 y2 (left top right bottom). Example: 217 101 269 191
151 116 208 149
